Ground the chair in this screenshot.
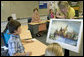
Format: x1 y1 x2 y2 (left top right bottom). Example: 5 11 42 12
47 14 51 20
27 17 32 23
47 16 50 20
46 15 50 30
27 17 35 37
1 32 8 47
27 17 32 30
1 33 5 46
1 32 9 56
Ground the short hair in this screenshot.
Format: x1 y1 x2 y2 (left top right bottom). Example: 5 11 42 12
45 43 64 56
49 9 53 13
8 20 21 34
7 16 13 21
33 8 38 12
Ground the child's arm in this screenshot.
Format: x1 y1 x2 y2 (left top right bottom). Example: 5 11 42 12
21 39 34 43
8 39 31 56
13 53 26 56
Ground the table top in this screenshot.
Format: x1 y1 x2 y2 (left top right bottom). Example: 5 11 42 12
28 20 48 25
74 16 83 19
22 38 47 56
20 25 32 39
47 20 50 22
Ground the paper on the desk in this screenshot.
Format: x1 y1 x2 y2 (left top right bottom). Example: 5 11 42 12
31 38 37 41
1 46 8 50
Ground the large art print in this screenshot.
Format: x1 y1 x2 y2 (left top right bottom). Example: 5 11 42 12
46 19 83 53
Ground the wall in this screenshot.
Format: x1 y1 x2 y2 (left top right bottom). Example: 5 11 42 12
1 1 11 21
1 1 48 22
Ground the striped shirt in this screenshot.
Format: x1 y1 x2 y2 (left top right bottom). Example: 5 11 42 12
8 34 25 56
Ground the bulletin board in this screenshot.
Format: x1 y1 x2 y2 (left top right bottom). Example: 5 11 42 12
39 1 47 9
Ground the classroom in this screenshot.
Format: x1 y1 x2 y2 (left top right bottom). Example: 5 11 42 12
1 1 83 56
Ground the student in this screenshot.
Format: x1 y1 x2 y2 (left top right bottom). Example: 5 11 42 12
56 1 75 19
31 8 46 37
47 9 55 20
8 20 32 56
45 43 64 56
3 16 13 33
49 9 54 18
32 8 41 23
3 16 13 46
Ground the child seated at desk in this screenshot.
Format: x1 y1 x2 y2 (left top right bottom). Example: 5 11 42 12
31 8 46 37
48 9 55 20
45 43 64 56
3 16 13 46
8 20 32 56
32 8 41 23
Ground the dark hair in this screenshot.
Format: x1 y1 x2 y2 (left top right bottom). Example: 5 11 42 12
33 8 38 12
49 9 52 14
49 9 54 14
3 16 13 33
7 16 13 21
8 20 21 34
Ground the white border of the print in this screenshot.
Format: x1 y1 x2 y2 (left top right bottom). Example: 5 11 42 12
46 19 83 53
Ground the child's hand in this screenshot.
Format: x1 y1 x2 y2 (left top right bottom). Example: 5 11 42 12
13 53 26 56
27 40 34 43
22 40 34 43
38 20 42 22
26 52 32 56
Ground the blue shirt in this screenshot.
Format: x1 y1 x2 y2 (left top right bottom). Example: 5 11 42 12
4 30 11 44
8 34 25 56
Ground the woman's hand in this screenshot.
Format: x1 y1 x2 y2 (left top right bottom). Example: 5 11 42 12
56 15 65 19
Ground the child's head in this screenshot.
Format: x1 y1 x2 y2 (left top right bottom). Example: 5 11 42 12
49 9 53 14
7 16 13 21
8 20 21 35
33 8 38 14
45 43 64 56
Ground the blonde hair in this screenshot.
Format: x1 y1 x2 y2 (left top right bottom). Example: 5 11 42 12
58 1 72 19
45 43 64 56
58 1 70 9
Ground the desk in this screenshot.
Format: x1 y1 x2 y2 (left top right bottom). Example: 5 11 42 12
22 38 47 56
47 20 50 22
20 25 32 39
28 21 48 37
28 20 48 25
74 16 83 19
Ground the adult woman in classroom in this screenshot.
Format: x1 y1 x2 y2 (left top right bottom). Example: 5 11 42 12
56 1 75 19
